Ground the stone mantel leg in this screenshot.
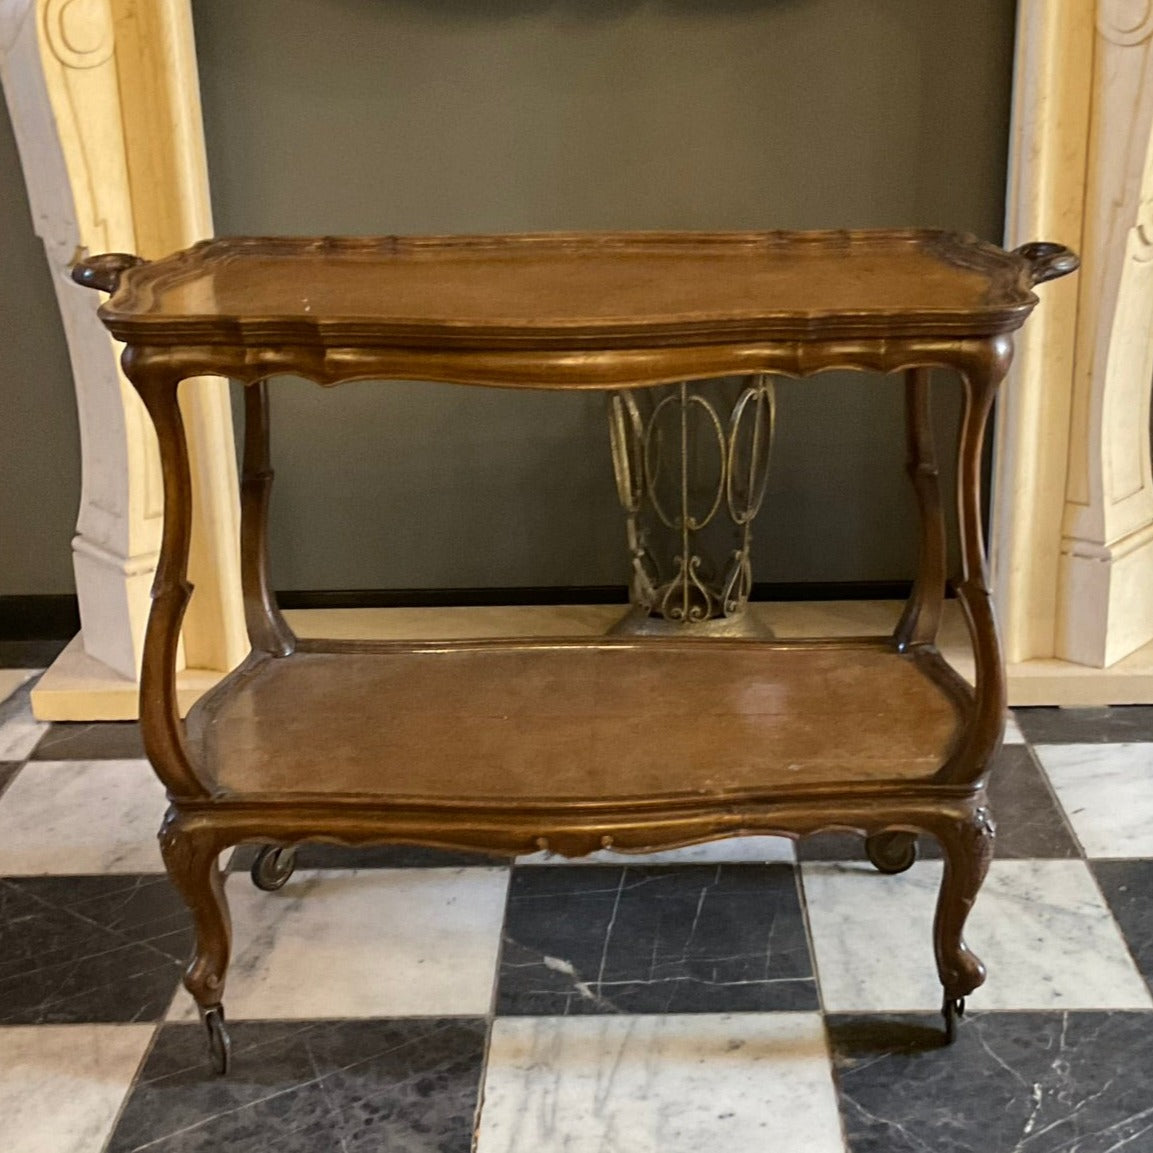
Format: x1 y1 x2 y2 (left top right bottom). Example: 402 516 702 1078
994 0 1153 679
0 0 246 716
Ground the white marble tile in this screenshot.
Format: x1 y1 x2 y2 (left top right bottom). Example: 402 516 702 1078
1032 742 1153 857
1002 714 1026 744
170 867 509 1021
477 1013 844 1153
0 668 37 708
803 858 1152 1012
0 760 167 875
516 835 795 866
0 1024 153 1153
0 678 48 760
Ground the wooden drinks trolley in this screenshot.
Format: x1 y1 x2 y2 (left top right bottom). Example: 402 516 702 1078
74 230 1077 1073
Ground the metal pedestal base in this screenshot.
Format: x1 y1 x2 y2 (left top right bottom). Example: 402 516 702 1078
608 604 772 639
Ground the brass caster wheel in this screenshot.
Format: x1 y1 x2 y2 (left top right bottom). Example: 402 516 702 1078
865 831 918 875
942 996 965 1044
203 1006 232 1075
251 845 296 892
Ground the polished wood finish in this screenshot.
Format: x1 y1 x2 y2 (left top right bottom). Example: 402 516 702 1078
895 368 946 651
75 229 1077 1066
186 639 966 801
94 230 1045 348
240 381 295 658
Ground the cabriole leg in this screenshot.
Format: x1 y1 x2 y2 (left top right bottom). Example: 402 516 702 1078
159 812 233 1074
931 804 995 1043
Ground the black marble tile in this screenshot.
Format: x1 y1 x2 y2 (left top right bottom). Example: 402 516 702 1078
106 1018 487 1153
228 842 507 872
0 762 20 799
29 720 146 760
0 874 191 1023
829 1011 1153 1153
1093 860 1153 993
798 746 1079 863
496 863 817 1015
0 676 36 726
1015 704 1153 744
0 639 65 668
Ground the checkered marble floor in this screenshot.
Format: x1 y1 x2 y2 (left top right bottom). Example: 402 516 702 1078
2 643 1153 1152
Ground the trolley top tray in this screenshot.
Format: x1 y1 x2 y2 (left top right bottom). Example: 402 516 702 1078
89 229 1047 349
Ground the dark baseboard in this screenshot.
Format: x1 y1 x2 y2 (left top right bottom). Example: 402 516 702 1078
0 595 81 641
0 581 924 640
276 580 920 611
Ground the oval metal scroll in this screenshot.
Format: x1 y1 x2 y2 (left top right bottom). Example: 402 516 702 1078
608 375 777 627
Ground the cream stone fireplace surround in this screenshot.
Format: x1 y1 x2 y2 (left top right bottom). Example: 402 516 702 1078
3 0 1153 716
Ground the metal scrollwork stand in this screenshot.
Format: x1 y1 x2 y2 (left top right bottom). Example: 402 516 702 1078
608 375 776 636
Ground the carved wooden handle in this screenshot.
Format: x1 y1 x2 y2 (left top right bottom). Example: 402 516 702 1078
70 251 145 293
1013 241 1079 286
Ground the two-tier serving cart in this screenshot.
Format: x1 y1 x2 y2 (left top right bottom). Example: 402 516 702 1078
74 229 1077 1072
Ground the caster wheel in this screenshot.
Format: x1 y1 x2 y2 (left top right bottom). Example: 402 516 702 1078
203 1006 232 1075
942 996 965 1044
865 831 918 875
251 845 296 892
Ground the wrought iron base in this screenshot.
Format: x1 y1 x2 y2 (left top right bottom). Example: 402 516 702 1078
609 376 776 633
608 604 773 639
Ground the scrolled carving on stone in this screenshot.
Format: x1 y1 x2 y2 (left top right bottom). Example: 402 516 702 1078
1097 0 1153 45
43 0 115 70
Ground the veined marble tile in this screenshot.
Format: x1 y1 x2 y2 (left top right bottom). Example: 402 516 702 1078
516 835 795 866
0 676 48 761
0 875 190 1024
1032 742 1153 857
31 722 145 761
830 1012 1153 1153
497 864 816 1015
0 1024 153 1153
0 760 167 875
0 762 20 799
1016 705 1153 745
1093 860 1153 993
169 867 509 1021
803 859 1152 1012
1002 713 1026 744
478 1013 845 1153
0 668 36 707
108 1018 486 1153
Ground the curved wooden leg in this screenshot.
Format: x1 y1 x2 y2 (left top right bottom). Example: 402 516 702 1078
894 367 946 651
931 804 995 1042
159 811 233 1073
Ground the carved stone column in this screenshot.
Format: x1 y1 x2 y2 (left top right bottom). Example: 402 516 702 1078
0 0 246 715
1057 3 1153 666
994 0 1153 672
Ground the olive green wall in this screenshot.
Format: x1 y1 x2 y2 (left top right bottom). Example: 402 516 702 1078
0 0 1017 600
195 0 1015 592
0 90 80 595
